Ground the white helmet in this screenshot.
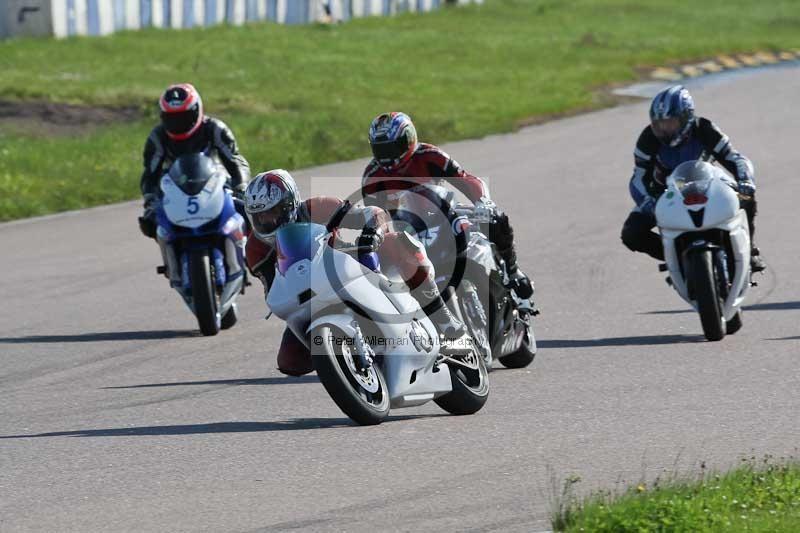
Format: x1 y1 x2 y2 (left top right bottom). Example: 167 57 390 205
244 169 301 240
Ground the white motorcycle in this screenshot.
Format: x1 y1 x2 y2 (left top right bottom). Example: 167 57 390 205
266 222 489 425
154 154 247 336
655 160 752 341
394 185 538 370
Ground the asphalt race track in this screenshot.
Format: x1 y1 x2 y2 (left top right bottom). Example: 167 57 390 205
1 66 799 532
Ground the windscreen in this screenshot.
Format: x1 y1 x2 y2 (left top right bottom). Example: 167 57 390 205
275 222 326 275
168 154 223 196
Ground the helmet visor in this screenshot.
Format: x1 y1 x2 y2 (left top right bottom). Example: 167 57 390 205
651 117 681 143
161 106 200 136
251 204 293 238
371 136 409 165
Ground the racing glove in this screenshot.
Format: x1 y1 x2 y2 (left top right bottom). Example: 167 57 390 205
138 193 158 238
356 225 385 253
737 179 756 198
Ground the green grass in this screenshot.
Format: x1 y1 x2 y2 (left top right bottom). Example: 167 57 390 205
553 458 800 532
1 0 800 220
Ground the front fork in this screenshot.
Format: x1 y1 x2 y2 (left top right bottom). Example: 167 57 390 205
157 232 181 287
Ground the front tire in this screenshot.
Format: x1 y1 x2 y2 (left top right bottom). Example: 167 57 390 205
435 350 489 415
312 325 390 426
690 250 725 341
458 281 492 371
190 249 220 336
498 327 536 368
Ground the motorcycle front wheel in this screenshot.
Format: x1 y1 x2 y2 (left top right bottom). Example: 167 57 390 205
498 332 536 368
311 325 390 426
190 249 220 336
689 250 725 341
457 281 492 370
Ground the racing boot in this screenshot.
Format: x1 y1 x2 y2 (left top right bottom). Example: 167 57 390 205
490 212 534 300
413 275 468 343
743 199 766 273
497 243 534 300
750 247 766 273
430 296 468 342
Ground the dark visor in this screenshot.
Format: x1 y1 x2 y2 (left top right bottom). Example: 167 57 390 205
252 205 293 237
371 137 409 162
161 106 199 135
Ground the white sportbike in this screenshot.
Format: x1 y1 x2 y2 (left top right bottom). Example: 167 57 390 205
266 222 489 425
655 160 752 341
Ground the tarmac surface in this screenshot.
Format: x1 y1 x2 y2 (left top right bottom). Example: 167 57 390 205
1 66 799 532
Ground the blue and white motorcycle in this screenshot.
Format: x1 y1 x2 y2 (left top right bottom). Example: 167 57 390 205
155 153 247 336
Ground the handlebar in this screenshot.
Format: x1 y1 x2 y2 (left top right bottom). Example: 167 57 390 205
453 203 493 225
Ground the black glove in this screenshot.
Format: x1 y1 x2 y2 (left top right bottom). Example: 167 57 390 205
138 194 158 238
231 183 247 201
356 226 384 253
737 179 756 198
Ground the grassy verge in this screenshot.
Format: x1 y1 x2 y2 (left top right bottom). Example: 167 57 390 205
1 0 800 220
552 458 800 532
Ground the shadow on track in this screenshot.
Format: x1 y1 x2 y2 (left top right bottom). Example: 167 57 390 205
103 375 320 389
0 415 446 439
0 330 199 344
767 336 800 341
538 334 701 348
745 300 800 311
643 300 800 315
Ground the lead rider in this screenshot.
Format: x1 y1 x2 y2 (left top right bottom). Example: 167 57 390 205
244 170 470 377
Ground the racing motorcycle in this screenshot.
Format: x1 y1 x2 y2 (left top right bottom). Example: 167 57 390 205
394 186 538 369
655 160 753 341
265 221 489 426
151 153 247 336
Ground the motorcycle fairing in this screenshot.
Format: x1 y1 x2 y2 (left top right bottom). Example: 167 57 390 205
657 173 751 321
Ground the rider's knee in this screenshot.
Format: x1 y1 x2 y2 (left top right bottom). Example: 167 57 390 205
277 328 313 376
621 217 647 252
381 232 434 289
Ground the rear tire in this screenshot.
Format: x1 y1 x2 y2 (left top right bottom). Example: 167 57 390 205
690 250 725 341
312 325 390 426
221 303 238 330
435 350 489 415
190 249 220 336
726 310 743 335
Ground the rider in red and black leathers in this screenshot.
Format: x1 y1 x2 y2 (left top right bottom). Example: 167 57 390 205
362 112 533 299
139 84 251 237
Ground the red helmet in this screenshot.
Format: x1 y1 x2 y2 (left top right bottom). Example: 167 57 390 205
160 83 204 141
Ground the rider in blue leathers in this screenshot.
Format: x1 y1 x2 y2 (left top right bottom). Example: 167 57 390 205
621 85 766 272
